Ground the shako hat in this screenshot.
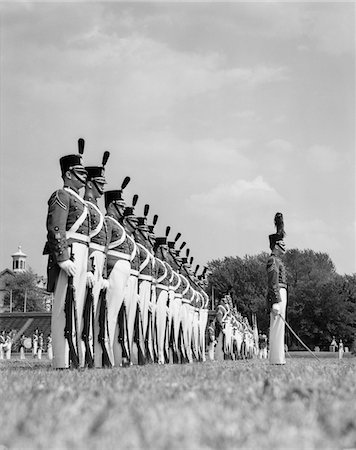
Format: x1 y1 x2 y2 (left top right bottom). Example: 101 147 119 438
85 151 110 183
60 138 86 175
124 195 138 219
269 212 286 251
148 214 158 235
155 237 167 246
104 176 130 208
137 204 149 230
168 232 181 250
155 226 170 247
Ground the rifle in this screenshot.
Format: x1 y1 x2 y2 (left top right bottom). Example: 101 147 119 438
98 288 112 368
64 246 79 368
118 302 131 366
134 303 146 365
82 257 95 368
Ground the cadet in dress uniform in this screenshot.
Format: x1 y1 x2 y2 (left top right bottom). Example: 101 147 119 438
178 256 193 363
153 232 174 364
0 330 5 359
122 200 140 365
84 152 110 368
32 329 38 358
134 207 155 364
166 235 183 363
104 184 132 366
44 139 89 369
47 334 53 360
37 332 44 360
266 212 287 365
19 334 26 360
144 216 158 362
197 271 209 362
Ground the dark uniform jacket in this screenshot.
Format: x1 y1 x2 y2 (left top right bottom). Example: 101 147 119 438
266 254 287 311
86 201 107 255
44 187 90 292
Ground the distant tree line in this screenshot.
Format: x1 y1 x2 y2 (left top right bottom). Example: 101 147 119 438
3 269 49 312
207 249 356 351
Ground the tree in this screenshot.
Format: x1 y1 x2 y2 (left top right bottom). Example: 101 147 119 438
3 269 48 312
207 249 356 349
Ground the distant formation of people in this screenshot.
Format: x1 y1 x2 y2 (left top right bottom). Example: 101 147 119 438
0 329 53 361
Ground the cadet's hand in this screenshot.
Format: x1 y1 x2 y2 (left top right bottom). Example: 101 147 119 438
101 279 109 291
272 303 280 316
86 272 95 288
58 260 76 277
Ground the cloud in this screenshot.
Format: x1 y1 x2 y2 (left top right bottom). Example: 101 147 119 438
306 145 341 173
187 176 284 215
287 215 340 253
308 5 355 55
266 139 293 154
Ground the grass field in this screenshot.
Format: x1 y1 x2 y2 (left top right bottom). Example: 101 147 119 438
1 356 356 450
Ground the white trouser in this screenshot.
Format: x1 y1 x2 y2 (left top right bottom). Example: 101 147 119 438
199 309 208 362
259 348 267 359
106 259 131 367
224 322 233 355
172 296 182 354
192 310 200 360
20 347 25 360
0 345 3 359
52 242 88 369
47 345 53 360
86 251 106 368
269 287 287 364
138 280 151 346
33 341 38 357
235 331 243 357
180 303 190 361
155 289 169 364
167 290 175 347
5 344 11 360
124 275 139 360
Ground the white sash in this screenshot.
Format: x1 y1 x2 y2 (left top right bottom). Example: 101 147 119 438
180 275 190 296
137 243 151 272
106 216 127 249
127 235 137 262
87 201 104 239
156 259 168 284
64 187 88 234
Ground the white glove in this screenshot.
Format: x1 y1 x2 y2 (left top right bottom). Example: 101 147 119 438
86 272 95 288
58 260 76 277
101 279 109 291
272 303 280 316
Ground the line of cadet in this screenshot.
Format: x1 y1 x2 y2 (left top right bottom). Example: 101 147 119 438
207 294 258 361
44 139 211 369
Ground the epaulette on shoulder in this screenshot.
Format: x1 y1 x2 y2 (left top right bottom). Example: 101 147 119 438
48 190 68 210
267 256 277 272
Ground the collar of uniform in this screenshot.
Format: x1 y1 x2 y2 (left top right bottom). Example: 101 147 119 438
106 214 125 230
63 186 86 204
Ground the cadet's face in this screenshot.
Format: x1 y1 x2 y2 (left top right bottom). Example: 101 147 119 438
72 168 87 186
94 181 105 197
113 203 125 217
126 218 137 231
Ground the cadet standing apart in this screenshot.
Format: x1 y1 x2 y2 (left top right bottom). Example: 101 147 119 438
266 212 287 365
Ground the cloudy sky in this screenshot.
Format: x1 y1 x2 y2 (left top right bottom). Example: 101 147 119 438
0 1 355 276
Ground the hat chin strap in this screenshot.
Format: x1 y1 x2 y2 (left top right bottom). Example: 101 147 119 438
113 203 124 223
93 180 104 195
71 169 86 184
